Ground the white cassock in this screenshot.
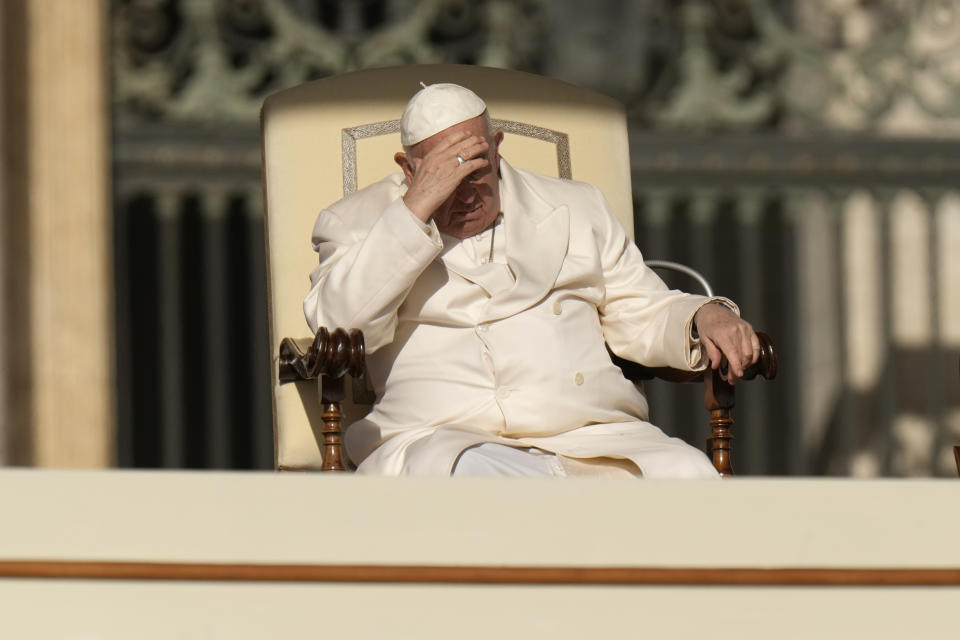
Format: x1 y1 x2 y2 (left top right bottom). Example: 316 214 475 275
304 159 735 478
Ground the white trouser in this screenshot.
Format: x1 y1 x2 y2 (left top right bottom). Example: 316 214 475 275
452 443 640 478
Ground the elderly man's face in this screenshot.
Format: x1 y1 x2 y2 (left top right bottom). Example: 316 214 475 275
405 115 503 239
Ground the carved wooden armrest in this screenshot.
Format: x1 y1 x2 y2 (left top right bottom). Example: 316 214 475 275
278 328 366 471
612 332 778 476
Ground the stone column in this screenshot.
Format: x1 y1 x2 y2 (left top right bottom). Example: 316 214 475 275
0 0 7 464
1 0 113 467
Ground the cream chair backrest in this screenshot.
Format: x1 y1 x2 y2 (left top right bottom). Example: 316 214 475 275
262 64 634 470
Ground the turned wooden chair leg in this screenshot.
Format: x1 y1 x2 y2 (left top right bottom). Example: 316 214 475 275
704 367 735 476
320 375 347 472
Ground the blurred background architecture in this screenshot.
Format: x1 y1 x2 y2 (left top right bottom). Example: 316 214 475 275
2 0 959 476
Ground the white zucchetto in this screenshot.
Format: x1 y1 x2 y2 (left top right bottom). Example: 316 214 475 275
400 83 487 146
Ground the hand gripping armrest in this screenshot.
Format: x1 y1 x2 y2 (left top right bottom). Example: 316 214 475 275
613 332 778 476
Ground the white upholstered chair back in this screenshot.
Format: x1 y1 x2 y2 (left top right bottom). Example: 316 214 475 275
262 64 634 469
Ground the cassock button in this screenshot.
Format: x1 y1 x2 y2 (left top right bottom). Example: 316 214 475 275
477 324 489 333
552 300 562 315
574 372 584 385
496 387 511 400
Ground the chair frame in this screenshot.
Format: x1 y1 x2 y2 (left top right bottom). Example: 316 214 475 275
279 328 777 476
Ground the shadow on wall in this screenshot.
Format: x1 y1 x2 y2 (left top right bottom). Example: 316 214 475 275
814 347 960 477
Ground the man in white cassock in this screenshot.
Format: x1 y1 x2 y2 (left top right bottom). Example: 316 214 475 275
304 83 761 478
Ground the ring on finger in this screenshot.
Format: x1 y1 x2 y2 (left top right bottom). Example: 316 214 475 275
456 154 465 166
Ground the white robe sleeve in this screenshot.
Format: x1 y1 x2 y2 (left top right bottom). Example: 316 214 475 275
303 197 443 353
590 185 738 371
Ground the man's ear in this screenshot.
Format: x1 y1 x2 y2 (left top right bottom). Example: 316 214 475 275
394 152 415 182
492 130 504 170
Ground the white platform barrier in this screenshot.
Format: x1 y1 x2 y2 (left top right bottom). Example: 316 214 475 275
1 470 957 638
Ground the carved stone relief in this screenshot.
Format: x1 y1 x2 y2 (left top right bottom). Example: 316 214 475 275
113 0 960 132
113 0 547 124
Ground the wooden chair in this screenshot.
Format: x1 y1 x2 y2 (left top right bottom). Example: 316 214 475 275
262 64 777 476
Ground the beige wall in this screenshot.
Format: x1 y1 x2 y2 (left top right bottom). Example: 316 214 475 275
0 0 113 467
2 471 959 637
